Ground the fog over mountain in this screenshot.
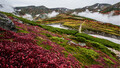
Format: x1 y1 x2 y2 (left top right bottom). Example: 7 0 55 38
0 0 14 12
47 11 59 18
0 0 120 25
7 0 120 9
74 10 120 25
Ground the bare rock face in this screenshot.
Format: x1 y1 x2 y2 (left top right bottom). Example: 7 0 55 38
0 13 17 31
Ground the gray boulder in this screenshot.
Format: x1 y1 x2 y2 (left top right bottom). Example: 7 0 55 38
0 13 17 31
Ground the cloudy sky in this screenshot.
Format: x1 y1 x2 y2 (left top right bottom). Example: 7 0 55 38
1 0 120 9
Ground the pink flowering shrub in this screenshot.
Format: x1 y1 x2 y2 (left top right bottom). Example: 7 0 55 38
0 16 118 68
0 40 72 68
0 27 73 68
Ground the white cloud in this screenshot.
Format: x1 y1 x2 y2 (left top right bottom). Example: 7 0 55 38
77 10 120 25
22 14 33 20
47 11 59 18
0 0 14 12
7 0 120 9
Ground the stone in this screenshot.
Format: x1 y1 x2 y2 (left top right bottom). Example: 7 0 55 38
0 12 17 32
78 42 86 46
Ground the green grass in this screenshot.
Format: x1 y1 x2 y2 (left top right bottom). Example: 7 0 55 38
62 51 69 57
1 11 119 66
51 37 68 47
75 33 120 51
72 37 87 43
17 30 29 33
50 36 99 65
72 47 99 65
5 11 119 51
45 34 52 37
36 37 52 50
3 11 119 51
103 57 115 65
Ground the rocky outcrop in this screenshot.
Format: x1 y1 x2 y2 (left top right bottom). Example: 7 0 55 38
0 13 17 31
73 3 111 13
101 2 120 15
107 47 120 60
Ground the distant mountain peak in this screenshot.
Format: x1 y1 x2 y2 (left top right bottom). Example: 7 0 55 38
27 5 36 7
73 3 111 13
100 2 120 15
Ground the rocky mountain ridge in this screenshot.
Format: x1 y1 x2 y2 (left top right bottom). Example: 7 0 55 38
74 3 111 13
14 3 112 16
101 2 120 15
0 12 16 31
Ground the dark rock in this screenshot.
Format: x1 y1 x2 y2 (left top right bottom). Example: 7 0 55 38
0 13 17 32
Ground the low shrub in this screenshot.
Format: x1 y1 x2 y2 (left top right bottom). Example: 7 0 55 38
75 33 120 51
73 37 87 43
103 57 115 65
62 51 69 57
73 47 99 65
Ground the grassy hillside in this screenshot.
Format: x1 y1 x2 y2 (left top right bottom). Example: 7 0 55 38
0 12 120 68
39 14 120 37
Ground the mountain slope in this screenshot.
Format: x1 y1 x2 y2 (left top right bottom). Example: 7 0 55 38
14 3 111 16
0 11 120 68
14 2 120 21
40 14 120 40
15 6 69 16
15 5 51 16
101 2 120 15
73 3 111 13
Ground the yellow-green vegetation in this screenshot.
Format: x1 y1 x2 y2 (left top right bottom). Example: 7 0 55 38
17 30 29 33
0 16 2 20
41 14 120 37
62 50 69 57
51 37 68 47
72 37 87 43
70 46 99 65
73 47 99 64
1 11 119 67
50 36 99 65
104 57 115 65
83 22 120 36
36 37 52 50
75 33 120 51
51 37 64 42
44 33 52 37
